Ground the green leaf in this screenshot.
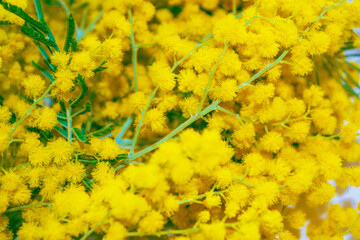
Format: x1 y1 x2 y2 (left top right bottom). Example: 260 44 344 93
35 45 55 71
322 60 360 99
60 101 67 113
64 14 76 53
87 124 113 138
75 10 101 41
54 126 68 138
116 154 128 161
82 177 93 189
72 102 92 118
69 75 88 107
72 128 87 142
57 118 68 128
32 61 55 81
33 0 59 51
93 61 107 74
21 25 57 48
0 21 12 25
0 1 48 33
70 38 78 51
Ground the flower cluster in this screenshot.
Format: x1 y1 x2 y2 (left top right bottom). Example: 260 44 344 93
1 0 360 239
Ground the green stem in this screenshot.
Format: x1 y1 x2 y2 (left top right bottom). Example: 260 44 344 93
216 106 261 124
13 162 30 170
179 190 227 204
34 0 59 51
333 59 360 88
237 50 289 89
342 59 360 72
128 8 138 92
9 82 55 140
116 100 220 170
129 88 158 155
34 0 45 23
323 59 360 97
197 43 229 114
300 0 345 41
71 107 87 118
9 139 24 144
313 56 320 85
170 34 213 73
66 107 72 144
232 0 237 15
80 212 110 240
339 54 360 58
217 105 311 127
3 82 56 165
232 178 257 187
126 227 199 237
5 202 50 213
136 42 156 48
237 0 344 90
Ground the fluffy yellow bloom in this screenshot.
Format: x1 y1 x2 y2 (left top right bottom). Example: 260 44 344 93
285 170 313 194
28 146 51 166
54 68 76 93
0 106 11 123
17 222 41 240
213 14 247 45
123 163 163 189
244 152 268 177
312 108 337 134
341 122 359 143
1 0 360 239
203 192 222 208
306 183 336 206
128 91 148 110
12 185 31 205
211 79 237 102
91 161 115 184
105 222 127 240
179 96 200 118
35 107 57 130
69 51 96 78
50 51 70 69
260 131 284 153
21 74 45 98
285 209 307 229
148 60 175 91
291 54 313 76
233 123 256 149
287 98 306 117
261 210 284 235
98 11 131 39
198 210 211 223
218 50 242 76
252 83 275 104
53 186 90 217
317 152 343 180
200 222 226 240
142 108 167 133
138 211 165 234
90 138 124 160
47 138 74 164
103 38 124 63
308 31 331 55
111 192 150 225
226 184 250 208
303 85 324 107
